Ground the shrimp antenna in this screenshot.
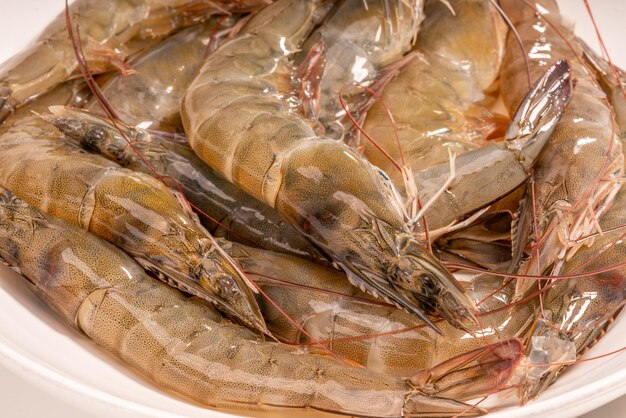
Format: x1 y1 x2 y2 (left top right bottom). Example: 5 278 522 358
582 0 626 101
339 82 404 172
488 0 532 91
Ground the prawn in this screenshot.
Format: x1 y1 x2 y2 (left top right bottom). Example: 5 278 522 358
516 32 626 404
499 0 624 298
0 113 268 335
181 0 477 332
0 185 514 417
0 0 270 122
225 240 535 382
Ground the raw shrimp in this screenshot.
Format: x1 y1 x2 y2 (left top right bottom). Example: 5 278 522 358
224 240 535 379
85 17 237 133
411 58 572 233
45 106 327 264
295 0 424 140
0 114 268 335
517 41 626 404
0 185 505 417
499 0 624 298
0 0 268 122
361 0 506 185
181 0 477 332
44 57 570 263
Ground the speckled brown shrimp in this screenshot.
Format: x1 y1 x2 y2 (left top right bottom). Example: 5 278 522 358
499 0 624 297
45 106 327 264
0 114 268 335
225 240 532 381
516 45 626 404
0 0 270 122
0 186 491 417
182 0 477 333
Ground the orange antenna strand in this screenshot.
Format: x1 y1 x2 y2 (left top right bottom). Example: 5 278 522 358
583 0 626 101
338 82 404 172
488 0 531 90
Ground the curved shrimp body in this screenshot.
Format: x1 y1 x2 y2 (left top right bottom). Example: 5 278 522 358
182 0 478 332
517 185 626 403
411 58 572 233
0 0 268 122
46 106 327 264
0 187 489 418
362 0 506 185
296 0 424 139
499 0 624 294
86 17 234 133
517 48 626 404
0 115 267 335
225 240 533 383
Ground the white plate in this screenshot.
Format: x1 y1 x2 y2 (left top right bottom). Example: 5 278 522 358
0 1 625 417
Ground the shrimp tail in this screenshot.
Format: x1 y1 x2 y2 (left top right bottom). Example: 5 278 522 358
410 338 524 401
517 319 578 404
504 58 573 171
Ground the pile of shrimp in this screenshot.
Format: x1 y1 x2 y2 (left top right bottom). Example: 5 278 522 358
0 0 625 416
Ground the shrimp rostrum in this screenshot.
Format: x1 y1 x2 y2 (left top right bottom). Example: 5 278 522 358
0 185 525 417
182 0 477 332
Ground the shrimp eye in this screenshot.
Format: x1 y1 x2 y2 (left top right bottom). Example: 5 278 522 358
421 274 436 291
85 127 106 148
216 275 241 299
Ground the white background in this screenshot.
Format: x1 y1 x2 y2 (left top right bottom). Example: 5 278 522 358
0 0 625 417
